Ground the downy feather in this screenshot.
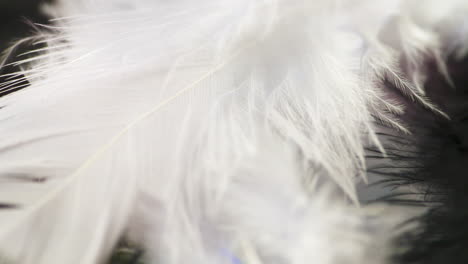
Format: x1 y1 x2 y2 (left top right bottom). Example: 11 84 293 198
0 1 467 264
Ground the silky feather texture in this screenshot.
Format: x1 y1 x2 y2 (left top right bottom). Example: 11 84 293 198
0 1 467 264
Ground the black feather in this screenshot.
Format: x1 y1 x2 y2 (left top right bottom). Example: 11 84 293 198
368 55 468 264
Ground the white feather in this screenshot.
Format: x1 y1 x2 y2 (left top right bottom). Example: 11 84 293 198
1 1 468 264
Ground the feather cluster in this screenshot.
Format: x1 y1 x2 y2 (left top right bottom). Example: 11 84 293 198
0 1 467 264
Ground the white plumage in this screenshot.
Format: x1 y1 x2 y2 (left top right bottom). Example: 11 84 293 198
0 1 467 264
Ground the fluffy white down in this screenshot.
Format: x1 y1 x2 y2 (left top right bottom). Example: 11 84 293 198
0 1 467 264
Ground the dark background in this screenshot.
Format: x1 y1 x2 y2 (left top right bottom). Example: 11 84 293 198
0 0 48 51
0 0 49 94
